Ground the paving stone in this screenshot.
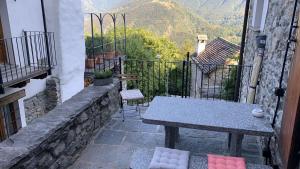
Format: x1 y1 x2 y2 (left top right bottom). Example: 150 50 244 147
139 123 161 133
78 144 134 168
103 119 118 129
111 109 141 120
122 132 164 148
94 130 125 145
72 161 119 169
130 148 154 169
176 136 227 156
112 120 140 132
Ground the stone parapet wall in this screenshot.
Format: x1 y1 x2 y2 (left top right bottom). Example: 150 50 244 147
24 77 61 124
0 79 120 169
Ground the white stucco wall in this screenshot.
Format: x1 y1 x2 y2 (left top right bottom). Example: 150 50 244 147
5 0 44 36
1 0 85 126
51 0 85 102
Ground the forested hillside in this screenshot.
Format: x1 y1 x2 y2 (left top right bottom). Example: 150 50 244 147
83 0 244 47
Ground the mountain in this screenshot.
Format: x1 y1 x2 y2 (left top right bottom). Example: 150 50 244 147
83 0 133 12
173 0 245 25
83 0 244 45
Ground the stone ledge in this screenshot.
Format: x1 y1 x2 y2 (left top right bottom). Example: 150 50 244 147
0 79 120 169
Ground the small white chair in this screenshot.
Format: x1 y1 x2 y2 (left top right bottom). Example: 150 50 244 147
149 147 190 169
118 74 144 121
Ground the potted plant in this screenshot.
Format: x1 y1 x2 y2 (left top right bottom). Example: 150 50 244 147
104 43 115 60
85 57 95 69
95 55 104 64
94 70 113 86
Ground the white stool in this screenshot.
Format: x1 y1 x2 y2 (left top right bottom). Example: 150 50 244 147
120 89 144 121
149 147 189 169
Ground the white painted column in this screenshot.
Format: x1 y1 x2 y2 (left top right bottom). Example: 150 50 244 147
46 0 86 102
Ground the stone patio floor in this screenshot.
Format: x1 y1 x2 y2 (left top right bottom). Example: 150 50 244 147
70 106 265 169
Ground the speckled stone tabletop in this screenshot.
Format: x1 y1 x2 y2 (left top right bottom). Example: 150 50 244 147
142 96 273 136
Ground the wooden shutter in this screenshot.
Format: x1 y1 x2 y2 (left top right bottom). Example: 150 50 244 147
0 111 6 141
279 16 300 169
0 18 7 63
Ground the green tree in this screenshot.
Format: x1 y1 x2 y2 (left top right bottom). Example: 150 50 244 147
181 39 195 55
85 27 187 100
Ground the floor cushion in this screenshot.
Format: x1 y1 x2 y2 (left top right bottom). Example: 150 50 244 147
149 147 190 169
208 154 246 169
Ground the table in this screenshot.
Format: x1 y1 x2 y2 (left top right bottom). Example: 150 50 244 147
142 96 274 156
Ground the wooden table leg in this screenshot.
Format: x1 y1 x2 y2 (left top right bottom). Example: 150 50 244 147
165 126 177 149
229 133 244 156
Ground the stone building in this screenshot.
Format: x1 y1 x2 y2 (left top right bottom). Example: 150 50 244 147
191 37 240 99
0 0 85 140
240 0 300 168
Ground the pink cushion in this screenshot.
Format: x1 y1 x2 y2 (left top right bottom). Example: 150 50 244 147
208 154 246 169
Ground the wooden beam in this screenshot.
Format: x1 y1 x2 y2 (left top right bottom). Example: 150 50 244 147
0 89 26 107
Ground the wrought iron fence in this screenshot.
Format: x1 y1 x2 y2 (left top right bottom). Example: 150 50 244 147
121 58 252 105
0 31 57 92
84 12 126 73
85 39 126 73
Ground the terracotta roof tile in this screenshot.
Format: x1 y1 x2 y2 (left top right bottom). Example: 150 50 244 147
194 37 240 74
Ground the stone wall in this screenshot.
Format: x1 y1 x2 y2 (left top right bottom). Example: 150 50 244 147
0 80 120 169
24 77 61 124
191 63 231 98
241 0 300 167
191 62 252 99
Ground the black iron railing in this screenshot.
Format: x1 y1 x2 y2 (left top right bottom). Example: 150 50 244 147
85 39 126 73
84 12 126 73
121 57 252 104
0 31 57 93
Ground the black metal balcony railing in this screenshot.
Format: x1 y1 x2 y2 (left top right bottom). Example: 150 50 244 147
0 31 57 93
120 58 252 105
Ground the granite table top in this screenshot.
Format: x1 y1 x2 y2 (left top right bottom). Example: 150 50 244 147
142 96 274 136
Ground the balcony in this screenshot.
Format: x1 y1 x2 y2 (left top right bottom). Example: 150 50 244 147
0 31 57 94
0 77 272 169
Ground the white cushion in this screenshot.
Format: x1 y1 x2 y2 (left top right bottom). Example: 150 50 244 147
120 89 144 100
149 147 189 169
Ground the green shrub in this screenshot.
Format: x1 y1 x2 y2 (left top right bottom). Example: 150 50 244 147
94 70 113 79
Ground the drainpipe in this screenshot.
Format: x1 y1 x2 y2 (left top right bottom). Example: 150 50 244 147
40 0 52 75
247 35 267 103
234 0 251 102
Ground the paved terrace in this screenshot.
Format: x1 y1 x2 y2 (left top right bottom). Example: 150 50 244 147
70 106 265 169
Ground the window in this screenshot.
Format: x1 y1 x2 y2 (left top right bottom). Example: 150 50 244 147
252 0 269 31
0 102 20 142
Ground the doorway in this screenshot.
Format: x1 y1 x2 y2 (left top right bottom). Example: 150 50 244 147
279 15 300 169
0 103 19 142
0 18 7 63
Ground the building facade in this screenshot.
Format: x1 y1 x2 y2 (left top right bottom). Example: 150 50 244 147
0 0 85 140
191 37 240 99
241 0 300 168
